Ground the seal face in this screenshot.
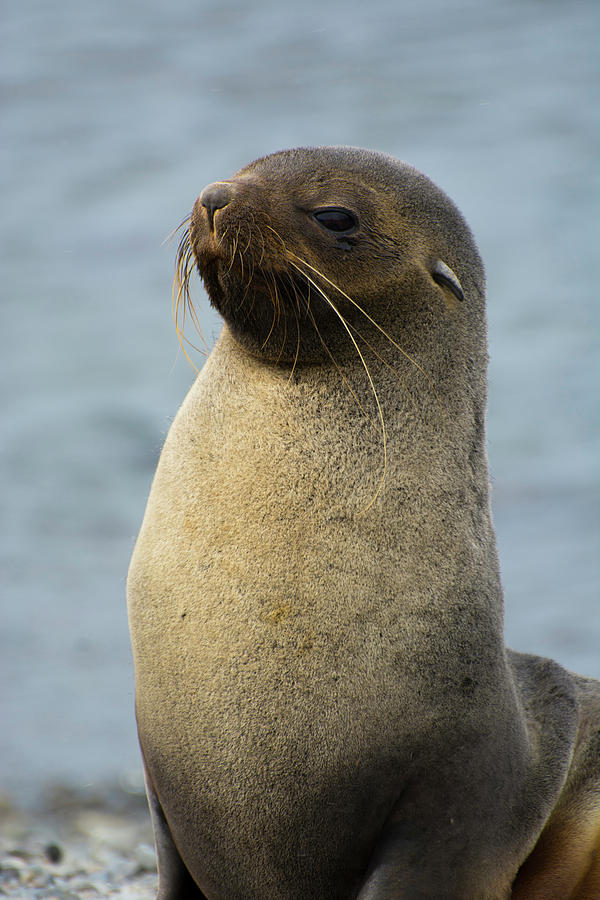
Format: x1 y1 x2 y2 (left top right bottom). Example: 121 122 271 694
176 147 477 366
128 147 600 900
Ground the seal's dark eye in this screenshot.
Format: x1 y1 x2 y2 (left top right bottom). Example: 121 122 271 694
313 208 358 234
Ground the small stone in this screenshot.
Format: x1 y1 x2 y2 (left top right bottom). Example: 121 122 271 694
0 863 22 883
45 842 63 863
132 842 156 872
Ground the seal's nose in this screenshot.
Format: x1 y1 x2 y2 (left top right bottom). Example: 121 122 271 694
199 182 234 230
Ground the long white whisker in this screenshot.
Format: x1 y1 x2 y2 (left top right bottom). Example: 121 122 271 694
288 261 387 511
289 253 444 420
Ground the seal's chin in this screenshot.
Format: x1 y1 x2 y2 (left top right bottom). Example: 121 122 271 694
184 225 363 365
195 257 230 315
196 258 310 362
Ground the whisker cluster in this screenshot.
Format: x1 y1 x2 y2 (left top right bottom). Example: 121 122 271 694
173 219 210 371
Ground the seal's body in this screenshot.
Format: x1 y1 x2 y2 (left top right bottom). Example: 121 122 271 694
127 148 600 899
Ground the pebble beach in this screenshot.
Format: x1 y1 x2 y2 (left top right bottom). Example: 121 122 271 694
0 786 156 900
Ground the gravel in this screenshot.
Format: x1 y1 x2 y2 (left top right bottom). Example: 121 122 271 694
0 784 157 899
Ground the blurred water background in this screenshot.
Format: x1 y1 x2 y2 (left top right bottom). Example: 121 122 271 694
2 0 598 806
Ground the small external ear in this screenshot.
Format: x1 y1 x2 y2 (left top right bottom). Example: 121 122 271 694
431 259 464 301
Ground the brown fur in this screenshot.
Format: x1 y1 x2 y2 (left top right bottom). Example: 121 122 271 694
127 147 600 899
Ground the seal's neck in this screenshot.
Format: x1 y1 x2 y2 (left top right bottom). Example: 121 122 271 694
201 326 493 526
168 323 504 646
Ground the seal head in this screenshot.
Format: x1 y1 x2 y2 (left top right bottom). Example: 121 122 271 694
178 147 479 365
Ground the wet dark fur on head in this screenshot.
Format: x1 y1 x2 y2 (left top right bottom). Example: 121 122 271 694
175 147 483 367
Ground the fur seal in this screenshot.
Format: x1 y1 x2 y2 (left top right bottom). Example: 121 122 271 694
127 147 600 899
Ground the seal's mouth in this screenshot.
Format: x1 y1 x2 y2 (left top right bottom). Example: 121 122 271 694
174 221 326 361
178 184 357 359
201 255 321 357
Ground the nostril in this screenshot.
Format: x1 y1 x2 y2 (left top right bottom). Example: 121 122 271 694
199 182 233 229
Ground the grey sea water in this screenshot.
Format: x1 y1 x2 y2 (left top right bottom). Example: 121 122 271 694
1 0 598 804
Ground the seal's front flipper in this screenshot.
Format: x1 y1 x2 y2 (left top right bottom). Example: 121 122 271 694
354 821 512 900
143 761 207 900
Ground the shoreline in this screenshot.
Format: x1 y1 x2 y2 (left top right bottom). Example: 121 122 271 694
0 782 157 899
